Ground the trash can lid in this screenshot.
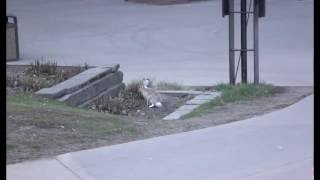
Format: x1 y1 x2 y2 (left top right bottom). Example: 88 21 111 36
7 13 17 18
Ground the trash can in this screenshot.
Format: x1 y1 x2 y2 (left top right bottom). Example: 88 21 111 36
7 14 20 61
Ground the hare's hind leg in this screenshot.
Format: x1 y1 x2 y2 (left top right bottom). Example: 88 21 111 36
145 97 150 107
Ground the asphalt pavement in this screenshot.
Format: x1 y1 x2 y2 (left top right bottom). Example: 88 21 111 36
6 0 313 86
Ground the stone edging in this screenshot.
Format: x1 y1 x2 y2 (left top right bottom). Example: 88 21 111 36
162 91 221 120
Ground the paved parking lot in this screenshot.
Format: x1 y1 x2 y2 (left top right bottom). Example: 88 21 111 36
7 0 313 86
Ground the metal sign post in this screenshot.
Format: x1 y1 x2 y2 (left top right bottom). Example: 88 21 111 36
241 0 247 83
222 0 265 85
253 0 260 84
228 0 235 85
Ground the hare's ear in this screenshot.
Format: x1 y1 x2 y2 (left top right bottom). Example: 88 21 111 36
145 78 150 84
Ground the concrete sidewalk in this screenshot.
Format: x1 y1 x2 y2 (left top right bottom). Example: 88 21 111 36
7 94 313 180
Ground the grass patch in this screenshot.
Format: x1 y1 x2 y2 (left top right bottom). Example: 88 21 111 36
183 83 277 119
7 93 74 111
6 94 132 135
7 93 111 115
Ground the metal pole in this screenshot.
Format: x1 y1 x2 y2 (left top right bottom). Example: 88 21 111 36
229 0 235 85
241 0 247 83
253 0 259 84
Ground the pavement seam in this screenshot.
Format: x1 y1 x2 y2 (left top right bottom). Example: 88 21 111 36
55 158 84 180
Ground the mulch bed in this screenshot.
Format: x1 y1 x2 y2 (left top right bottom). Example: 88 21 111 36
89 85 194 119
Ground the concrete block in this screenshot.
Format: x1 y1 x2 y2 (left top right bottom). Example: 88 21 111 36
78 83 125 108
175 104 200 111
104 64 120 72
186 99 211 105
163 105 200 120
163 92 221 120
163 111 185 120
192 92 221 100
35 66 117 98
59 71 123 106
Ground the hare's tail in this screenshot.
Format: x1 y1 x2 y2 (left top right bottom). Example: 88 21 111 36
155 102 162 107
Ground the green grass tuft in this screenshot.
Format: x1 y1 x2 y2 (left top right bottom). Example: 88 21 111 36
183 83 276 119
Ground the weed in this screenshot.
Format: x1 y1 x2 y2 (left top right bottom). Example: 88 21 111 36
27 58 59 76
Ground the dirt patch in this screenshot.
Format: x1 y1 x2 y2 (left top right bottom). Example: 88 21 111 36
6 86 313 164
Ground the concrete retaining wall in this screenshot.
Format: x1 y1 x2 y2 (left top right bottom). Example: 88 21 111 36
35 64 124 107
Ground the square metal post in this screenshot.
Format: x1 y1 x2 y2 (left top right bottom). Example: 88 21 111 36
241 0 247 83
253 0 259 84
228 0 235 85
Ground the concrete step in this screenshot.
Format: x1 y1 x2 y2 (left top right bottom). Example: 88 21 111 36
78 83 125 108
35 64 124 108
58 71 123 106
35 64 119 99
163 91 221 120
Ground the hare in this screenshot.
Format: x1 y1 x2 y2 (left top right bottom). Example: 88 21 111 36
139 78 162 108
